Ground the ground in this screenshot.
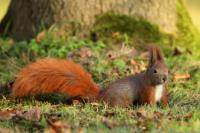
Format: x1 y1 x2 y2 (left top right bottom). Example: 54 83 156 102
0 28 200 133
0 1 200 132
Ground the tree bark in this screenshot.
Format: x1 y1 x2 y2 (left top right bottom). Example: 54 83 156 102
7 0 177 40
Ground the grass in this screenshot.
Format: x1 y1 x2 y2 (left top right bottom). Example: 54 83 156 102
0 32 200 132
0 0 200 132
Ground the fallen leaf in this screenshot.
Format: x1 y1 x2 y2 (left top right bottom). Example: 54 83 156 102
78 47 92 58
36 31 46 43
45 118 71 133
183 112 193 121
136 108 147 118
153 111 164 119
0 110 16 121
0 128 13 133
173 73 190 80
111 32 120 38
0 108 41 122
130 59 138 66
17 108 41 121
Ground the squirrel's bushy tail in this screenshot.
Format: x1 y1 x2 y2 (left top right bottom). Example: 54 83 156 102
11 58 100 99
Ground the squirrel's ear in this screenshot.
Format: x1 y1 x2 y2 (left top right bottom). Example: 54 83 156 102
149 46 157 65
155 47 164 62
148 46 164 65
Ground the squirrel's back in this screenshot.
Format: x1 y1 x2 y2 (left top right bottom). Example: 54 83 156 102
11 58 99 99
99 74 144 107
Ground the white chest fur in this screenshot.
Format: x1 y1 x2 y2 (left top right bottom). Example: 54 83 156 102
155 85 164 102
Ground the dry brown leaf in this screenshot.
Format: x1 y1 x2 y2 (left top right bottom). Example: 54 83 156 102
130 59 138 66
173 73 190 80
36 31 46 43
153 111 164 119
183 112 193 121
136 108 147 118
0 110 16 121
17 108 41 121
78 47 92 58
0 108 41 122
111 32 120 38
0 128 13 133
46 118 71 133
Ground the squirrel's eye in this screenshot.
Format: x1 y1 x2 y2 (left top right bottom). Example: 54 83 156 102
154 69 157 73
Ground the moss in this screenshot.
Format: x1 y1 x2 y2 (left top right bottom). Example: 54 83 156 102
92 12 165 43
92 1 200 51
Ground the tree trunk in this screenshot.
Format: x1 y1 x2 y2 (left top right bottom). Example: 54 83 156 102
7 0 177 40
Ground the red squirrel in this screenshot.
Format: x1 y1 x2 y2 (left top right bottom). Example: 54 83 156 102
99 46 169 107
11 46 169 107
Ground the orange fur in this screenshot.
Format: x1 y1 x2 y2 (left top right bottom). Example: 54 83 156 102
138 86 156 105
161 88 169 107
11 58 99 99
138 85 168 107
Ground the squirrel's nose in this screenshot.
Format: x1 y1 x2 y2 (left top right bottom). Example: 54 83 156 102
162 75 167 82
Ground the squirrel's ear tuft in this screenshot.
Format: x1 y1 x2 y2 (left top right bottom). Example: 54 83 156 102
155 47 164 62
148 45 164 65
148 46 157 65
